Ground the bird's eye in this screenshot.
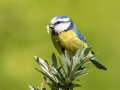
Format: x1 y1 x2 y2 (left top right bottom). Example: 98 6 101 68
56 21 60 24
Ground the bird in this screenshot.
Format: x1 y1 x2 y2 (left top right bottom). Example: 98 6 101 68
46 16 107 70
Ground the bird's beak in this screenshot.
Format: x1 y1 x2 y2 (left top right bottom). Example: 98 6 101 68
46 24 54 34
48 24 54 28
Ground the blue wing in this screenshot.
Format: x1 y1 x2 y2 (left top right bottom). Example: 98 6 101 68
74 28 89 45
74 28 107 70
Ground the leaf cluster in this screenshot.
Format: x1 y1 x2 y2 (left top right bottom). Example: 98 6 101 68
29 42 94 90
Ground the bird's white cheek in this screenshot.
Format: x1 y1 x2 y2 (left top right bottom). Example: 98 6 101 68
55 23 70 33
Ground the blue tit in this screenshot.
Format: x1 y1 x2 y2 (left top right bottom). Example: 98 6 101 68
47 16 107 70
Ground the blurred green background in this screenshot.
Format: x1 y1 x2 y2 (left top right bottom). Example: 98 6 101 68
0 0 120 90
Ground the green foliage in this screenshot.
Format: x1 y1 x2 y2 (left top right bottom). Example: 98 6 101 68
29 43 94 90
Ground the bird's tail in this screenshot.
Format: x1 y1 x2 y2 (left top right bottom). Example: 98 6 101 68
90 57 107 70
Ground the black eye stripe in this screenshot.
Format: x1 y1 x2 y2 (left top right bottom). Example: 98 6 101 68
56 21 60 24
54 21 61 25
55 21 70 25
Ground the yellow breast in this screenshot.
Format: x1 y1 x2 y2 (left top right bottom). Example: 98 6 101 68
51 30 88 55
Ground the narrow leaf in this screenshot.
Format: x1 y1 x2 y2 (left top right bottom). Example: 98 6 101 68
35 68 53 80
48 66 59 83
52 53 58 69
83 46 92 57
71 69 92 80
64 50 71 67
28 85 36 90
58 56 67 77
68 84 81 88
69 54 84 78
40 82 44 90
61 54 69 75
34 56 49 72
75 41 84 60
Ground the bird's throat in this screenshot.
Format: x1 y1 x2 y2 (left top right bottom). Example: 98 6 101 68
51 29 59 35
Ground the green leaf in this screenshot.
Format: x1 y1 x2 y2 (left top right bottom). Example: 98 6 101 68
69 58 74 76
58 57 67 77
34 56 49 72
52 53 58 69
70 42 85 74
61 54 69 75
75 41 84 61
71 69 92 80
83 46 92 57
48 66 59 83
58 72 65 83
69 84 81 88
42 88 46 90
34 56 48 67
64 50 71 67
53 72 65 83
49 64 65 83
43 76 47 81
28 85 36 90
69 54 84 78
47 82 58 90
35 68 53 80
40 82 44 90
